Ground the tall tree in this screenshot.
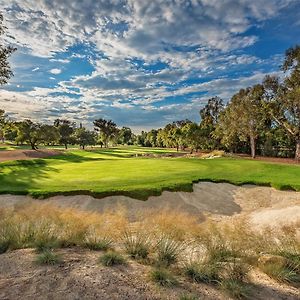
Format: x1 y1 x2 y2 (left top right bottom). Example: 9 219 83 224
0 13 16 85
218 85 266 158
93 118 118 148
0 109 6 142
54 119 75 149
263 45 300 160
73 127 96 150
16 120 43 150
199 97 224 150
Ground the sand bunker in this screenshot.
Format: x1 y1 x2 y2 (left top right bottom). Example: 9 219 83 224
0 149 62 162
1 182 300 228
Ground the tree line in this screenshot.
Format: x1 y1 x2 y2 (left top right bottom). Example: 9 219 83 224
0 10 299 159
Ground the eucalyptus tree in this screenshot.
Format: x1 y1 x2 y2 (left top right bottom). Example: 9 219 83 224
263 45 300 160
93 118 118 148
0 13 16 85
217 85 266 158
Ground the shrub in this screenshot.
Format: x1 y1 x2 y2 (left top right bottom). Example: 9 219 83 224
36 250 62 265
99 251 126 266
150 268 177 287
123 231 151 259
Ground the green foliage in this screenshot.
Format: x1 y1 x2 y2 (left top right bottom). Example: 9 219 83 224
36 250 62 265
150 268 177 287
99 251 126 266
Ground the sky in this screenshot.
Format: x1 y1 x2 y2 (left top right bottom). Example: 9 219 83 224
0 0 300 132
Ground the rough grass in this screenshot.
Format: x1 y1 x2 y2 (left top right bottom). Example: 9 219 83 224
0 203 299 297
150 268 178 287
36 250 62 265
99 251 126 266
0 146 299 199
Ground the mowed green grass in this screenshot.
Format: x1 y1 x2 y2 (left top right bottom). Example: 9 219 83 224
0 147 299 199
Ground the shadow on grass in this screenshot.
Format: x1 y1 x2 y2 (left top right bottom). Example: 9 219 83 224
0 159 59 196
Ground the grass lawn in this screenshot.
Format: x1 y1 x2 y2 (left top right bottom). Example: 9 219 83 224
0 147 299 199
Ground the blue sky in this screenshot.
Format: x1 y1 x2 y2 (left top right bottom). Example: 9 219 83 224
0 0 299 132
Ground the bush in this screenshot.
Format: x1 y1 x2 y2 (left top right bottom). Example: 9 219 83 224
99 251 126 266
150 268 177 287
36 250 62 265
123 231 151 259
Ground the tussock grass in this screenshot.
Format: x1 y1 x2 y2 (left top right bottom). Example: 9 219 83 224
123 230 151 259
219 279 250 299
150 268 177 287
99 251 126 266
0 202 299 296
36 250 62 265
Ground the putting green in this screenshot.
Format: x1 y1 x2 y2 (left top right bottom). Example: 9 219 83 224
0 147 299 199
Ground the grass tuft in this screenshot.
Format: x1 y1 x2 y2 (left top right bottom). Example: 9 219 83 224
184 261 220 284
84 236 113 251
123 231 151 259
150 268 177 287
220 279 250 299
99 251 126 266
156 236 184 266
36 250 62 265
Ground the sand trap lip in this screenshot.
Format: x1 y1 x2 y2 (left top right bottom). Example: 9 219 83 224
1 182 300 227
0 149 62 162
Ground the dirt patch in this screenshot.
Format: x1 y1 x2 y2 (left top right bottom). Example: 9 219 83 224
1 182 299 228
0 149 62 162
0 248 227 300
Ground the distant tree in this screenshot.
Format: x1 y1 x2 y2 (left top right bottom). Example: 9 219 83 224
199 97 224 150
117 127 135 145
0 109 6 142
217 85 266 158
54 119 75 149
16 120 43 150
146 129 158 147
73 127 96 150
40 124 60 145
263 45 300 160
93 118 118 148
0 13 16 85
182 122 203 153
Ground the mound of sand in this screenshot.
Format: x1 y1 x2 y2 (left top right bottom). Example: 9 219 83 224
1 182 299 228
0 149 62 162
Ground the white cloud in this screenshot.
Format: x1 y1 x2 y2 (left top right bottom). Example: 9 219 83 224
49 68 62 75
32 67 39 72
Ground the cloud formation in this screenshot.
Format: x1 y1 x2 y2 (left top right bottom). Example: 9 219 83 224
0 0 299 130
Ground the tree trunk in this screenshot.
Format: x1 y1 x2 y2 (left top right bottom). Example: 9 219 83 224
250 136 256 159
295 139 300 161
176 145 179 152
65 144 68 150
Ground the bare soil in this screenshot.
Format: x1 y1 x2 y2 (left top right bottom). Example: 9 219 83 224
0 248 299 300
0 149 62 162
